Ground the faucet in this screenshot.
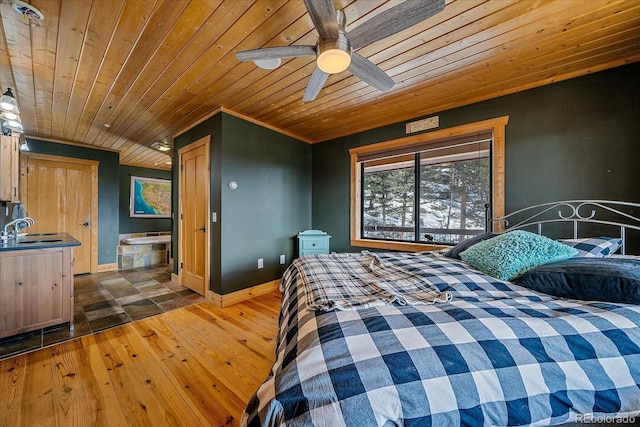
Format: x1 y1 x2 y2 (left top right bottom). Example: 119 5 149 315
1 217 35 242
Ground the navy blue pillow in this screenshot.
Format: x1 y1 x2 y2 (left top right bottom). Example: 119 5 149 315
444 232 497 260
515 257 640 304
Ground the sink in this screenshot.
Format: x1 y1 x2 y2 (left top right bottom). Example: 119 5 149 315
18 239 63 244
25 233 58 237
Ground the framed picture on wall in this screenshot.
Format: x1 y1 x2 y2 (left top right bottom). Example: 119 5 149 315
130 176 171 218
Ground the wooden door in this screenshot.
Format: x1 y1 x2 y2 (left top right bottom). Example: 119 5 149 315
179 136 210 295
22 154 98 274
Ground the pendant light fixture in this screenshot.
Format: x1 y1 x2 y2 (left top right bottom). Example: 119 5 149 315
0 111 19 121
2 117 24 132
0 88 19 114
0 88 23 135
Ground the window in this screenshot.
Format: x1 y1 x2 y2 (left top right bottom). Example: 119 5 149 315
351 117 508 252
362 156 416 241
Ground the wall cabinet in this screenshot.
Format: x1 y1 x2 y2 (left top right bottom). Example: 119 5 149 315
0 134 20 202
0 247 74 339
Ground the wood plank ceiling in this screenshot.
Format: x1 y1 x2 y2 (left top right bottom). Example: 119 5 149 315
1 0 639 170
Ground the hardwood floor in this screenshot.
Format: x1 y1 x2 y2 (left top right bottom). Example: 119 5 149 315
0 291 281 427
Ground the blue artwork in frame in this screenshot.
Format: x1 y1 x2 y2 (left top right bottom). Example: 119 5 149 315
130 176 171 218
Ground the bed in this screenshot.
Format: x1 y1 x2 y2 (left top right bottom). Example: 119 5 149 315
242 201 640 426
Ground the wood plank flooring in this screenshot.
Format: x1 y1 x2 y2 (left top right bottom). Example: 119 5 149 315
0 291 281 427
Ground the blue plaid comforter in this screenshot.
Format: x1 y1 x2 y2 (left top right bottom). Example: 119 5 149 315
242 252 640 426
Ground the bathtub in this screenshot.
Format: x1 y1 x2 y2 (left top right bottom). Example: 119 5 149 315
122 235 171 245
118 234 172 269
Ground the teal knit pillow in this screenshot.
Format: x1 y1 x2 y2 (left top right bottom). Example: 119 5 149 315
459 230 579 281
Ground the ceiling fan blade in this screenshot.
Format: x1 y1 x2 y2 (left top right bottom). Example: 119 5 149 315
303 0 338 39
303 67 329 102
235 45 316 61
348 53 395 92
348 0 445 50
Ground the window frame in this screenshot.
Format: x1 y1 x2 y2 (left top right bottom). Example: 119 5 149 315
350 116 509 252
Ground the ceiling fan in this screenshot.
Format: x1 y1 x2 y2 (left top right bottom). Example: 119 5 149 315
235 0 446 102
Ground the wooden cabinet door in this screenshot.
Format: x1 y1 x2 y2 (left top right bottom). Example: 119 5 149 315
0 250 64 337
0 135 19 202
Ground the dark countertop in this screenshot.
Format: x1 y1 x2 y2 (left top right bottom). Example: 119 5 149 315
0 232 81 252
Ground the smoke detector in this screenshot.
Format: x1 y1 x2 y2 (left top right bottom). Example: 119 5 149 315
11 1 44 27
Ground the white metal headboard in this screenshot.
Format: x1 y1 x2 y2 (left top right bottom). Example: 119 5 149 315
491 200 640 255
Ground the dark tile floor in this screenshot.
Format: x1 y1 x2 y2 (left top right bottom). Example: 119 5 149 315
0 264 205 360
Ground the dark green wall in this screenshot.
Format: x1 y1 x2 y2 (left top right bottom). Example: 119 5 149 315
118 165 172 234
220 114 312 293
173 114 223 291
173 113 312 294
312 62 640 254
23 138 120 264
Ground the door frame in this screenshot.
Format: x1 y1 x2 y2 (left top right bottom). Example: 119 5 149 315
178 136 211 292
20 152 99 273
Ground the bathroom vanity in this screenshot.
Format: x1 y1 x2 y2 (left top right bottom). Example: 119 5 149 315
0 233 80 339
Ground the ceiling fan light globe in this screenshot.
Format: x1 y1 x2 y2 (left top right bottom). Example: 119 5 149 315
317 36 352 74
317 48 351 74
253 58 281 70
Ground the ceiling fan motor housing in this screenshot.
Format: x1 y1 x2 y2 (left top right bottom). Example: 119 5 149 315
316 9 351 74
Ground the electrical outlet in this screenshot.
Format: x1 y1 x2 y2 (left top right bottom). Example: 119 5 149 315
258 258 263 269
279 254 285 264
